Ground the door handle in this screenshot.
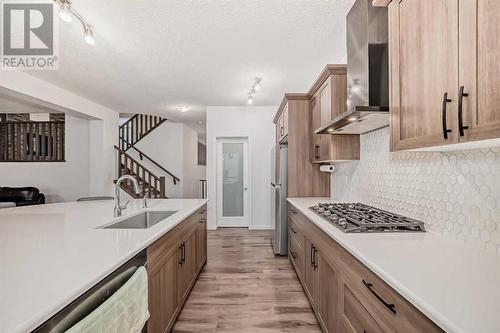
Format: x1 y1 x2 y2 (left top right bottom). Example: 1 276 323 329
181 241 186 264
458 86 469 136
179 243 183 266
310 244 315 267
442 92 452 139
362 280 397 314
313 247 318 270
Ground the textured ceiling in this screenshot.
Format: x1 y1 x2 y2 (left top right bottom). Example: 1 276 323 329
28 0 355 127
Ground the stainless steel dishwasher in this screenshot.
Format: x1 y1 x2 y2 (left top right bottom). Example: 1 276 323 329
33 250 147 333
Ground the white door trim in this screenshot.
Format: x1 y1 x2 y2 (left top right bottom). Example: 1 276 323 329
216 137 250 228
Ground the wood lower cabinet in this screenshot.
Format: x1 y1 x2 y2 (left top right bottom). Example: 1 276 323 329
148 244 179 333
288 204 443 333
341 284 385 333
147 204 207 333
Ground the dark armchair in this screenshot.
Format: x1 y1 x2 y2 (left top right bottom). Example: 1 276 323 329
0 187 46 206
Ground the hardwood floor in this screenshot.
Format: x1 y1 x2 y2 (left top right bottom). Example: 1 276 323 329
172 228 321 333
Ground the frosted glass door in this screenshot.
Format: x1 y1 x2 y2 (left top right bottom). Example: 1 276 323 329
222 143 244 217
216 138 249 227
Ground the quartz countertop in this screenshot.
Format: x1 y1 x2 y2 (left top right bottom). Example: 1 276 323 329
288 197 500 333
0 199 207 333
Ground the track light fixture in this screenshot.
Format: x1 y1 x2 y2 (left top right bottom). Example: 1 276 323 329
54 0 96 45
246 77 262 105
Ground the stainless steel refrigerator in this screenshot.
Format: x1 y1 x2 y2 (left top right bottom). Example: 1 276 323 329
271 145 288 255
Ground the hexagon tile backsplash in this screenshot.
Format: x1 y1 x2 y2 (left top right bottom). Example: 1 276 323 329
331 127 500 254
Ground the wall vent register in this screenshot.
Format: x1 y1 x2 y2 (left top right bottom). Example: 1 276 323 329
310 203 425 233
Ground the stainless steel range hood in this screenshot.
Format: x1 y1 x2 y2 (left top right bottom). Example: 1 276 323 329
317 0 389 135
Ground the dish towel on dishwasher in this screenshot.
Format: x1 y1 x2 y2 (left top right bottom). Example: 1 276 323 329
65 266 150 333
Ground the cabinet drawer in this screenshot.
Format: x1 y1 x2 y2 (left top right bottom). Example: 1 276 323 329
341 283 386 333
338 246 443 333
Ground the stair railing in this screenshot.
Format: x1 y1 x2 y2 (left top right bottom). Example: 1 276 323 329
119 114 166 151
118 137 180 185
115 146 166 198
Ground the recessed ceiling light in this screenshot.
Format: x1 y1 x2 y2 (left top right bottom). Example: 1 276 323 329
327 128 334 132
348 117 357 122
176 105 190 112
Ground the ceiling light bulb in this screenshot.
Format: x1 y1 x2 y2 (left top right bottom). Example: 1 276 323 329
59 2 73 23
176 105 190 112
84 26 95 45
254 83 261 91
247 96 253 105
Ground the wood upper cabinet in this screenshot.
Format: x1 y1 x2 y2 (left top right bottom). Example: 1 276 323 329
389 0 459 151
390 0 500 150
274 95 330 197
309 65 360 163
458 0 500 143
277 105 289 142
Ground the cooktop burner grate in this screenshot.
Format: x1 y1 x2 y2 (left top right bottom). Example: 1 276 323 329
309 203 425 233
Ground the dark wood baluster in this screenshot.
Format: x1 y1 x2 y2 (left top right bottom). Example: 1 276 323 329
134 116 139 144
141 168 146 197
148 173 152 199
61 122 65 161
140 114 143 139
47 122 52 160
160 176 166 198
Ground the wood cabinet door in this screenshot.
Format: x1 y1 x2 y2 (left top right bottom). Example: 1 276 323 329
331 74 348 119
304 238 319 309
319 79 332 125
177 239 189 305
310 94 322 162
148 244 180 333
458 0 500 142
317 253 339 333
195 218 207 272
340 283 385 333
389 0 459 151
185 232 197 292
283 105 289 138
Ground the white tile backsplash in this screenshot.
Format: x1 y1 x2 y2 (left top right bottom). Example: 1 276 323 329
331 127 500 254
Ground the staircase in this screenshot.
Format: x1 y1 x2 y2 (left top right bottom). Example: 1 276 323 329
119 114 166 151
116 114 179 199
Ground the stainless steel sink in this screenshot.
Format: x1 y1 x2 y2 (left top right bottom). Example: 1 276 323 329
102 210 178 229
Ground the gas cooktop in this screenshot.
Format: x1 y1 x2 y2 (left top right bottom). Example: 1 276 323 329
310 203 425 233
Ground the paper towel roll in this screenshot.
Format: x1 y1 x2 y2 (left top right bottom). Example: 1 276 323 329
320 165 335 173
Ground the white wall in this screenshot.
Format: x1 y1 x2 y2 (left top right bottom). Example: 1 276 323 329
133 121 206 199
182 125 207 198
0 71 119 199
206 106 276 230
0 115 91 202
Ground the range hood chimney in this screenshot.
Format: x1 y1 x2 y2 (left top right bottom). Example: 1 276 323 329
317 0 389 135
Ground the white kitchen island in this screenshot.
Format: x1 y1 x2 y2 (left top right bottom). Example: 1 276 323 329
0 199 207 333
